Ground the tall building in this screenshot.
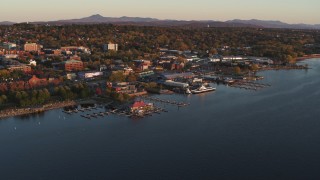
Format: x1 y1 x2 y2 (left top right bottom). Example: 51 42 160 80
24 43 42 52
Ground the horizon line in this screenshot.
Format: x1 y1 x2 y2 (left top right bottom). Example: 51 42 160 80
1 14 320 25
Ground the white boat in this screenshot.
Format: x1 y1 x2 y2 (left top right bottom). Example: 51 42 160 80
223 77 235 83
191 85 216 94
185 88 191 94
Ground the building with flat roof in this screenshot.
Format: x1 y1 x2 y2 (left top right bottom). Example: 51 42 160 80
104 43 118 51
63 60 84 71
7 64 32 73
24 43 42 52
1 42 17 50
160 72 194 80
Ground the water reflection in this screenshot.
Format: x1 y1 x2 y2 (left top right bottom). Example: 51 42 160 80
1 59 320 180
16 111 45 120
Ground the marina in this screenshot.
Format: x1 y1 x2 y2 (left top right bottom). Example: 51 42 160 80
62 101 170 119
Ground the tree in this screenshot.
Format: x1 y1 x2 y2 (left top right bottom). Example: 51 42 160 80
15 92 22 102
286 55 296 64
234 66 241 75
250 64 259 71
108 71 126 82
127 73 137 82
209 48 218 55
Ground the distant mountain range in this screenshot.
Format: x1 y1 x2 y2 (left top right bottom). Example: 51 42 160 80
0 21 16 25
227 19 320 29
1 14 320 29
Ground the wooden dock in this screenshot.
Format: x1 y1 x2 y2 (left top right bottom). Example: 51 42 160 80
141 96 190 107
229 81 271 91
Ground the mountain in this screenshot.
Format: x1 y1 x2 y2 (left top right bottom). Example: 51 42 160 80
227 19 320 29
43 14 159 24
33 14 261 28
0 21 16 25
5 15 320 29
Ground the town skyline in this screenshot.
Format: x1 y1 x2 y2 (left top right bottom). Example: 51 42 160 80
1 0 319 24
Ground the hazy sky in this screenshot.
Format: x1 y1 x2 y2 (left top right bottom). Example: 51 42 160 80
1 0 319 24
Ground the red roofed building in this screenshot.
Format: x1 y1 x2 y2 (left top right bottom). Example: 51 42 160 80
29 75 48 88
130 100 153 113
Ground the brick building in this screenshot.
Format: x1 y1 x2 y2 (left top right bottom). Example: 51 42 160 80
63 60 84 71
7 64 32 73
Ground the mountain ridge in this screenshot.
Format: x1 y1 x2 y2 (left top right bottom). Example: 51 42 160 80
2 14 320 29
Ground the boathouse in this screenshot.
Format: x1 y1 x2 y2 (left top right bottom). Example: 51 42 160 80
130 101 153 113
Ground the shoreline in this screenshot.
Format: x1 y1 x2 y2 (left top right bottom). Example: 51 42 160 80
0 100 76 119
0 57 317 120
296 54 320 61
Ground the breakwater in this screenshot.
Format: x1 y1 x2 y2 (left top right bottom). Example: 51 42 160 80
0 100 76 119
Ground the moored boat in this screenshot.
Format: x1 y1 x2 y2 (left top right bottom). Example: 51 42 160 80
191 85 216 94
185 88 191 94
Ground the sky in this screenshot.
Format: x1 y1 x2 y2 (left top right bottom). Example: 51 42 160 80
1 0 319 24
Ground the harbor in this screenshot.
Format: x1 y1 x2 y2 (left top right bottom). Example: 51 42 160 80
62 101 172 119
140 96 190 107
2 59 320 180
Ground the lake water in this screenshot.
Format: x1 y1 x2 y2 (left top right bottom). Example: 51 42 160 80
1 59 320 180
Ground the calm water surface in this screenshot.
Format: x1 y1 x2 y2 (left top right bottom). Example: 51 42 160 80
1 59 320 180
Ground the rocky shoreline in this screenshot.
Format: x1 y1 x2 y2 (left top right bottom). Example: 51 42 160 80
0 100 76 119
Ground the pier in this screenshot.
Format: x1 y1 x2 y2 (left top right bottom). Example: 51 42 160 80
229 81 271 90
141 96 190 107
76 106 168 119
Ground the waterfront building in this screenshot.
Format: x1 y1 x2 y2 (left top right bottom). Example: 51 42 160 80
163 80 189 89
160 72 194 80
110 82 138 94
130 100 153 114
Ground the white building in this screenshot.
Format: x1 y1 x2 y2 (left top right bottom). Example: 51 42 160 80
29 59 37 66
4 54 18 59
107 43 118 51
164 80 189 88
1 42 17 50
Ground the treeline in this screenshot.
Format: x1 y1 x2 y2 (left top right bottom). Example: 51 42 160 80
53 83 91 100
11 89 50 107
0 83 92 107
1 24 320 62
105 88 131 102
